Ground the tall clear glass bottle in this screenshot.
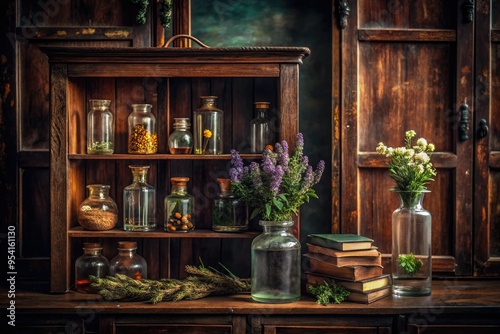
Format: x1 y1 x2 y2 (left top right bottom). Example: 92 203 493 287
123 165 156 231
193 96 223 155
251 220 301 303
250 101 274 153
164 177 195 232
392 190 432 296
128 103 158 154
87 99 114 154
168 118 193 154
212 178 248 232
75 242 109 293
77 184 118 231
109 241 147 280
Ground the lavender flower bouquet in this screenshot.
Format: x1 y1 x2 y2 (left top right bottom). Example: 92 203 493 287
229 133 325 222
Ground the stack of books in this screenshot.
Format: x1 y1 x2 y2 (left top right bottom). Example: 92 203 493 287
304 233 391 304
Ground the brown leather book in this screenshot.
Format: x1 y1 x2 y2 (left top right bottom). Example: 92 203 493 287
305 254 383 281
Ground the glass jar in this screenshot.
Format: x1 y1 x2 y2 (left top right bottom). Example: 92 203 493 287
251 220 301 303
392 190 432 296
109 241 147 280
193 96 223 155
164 177 195 232
123 165 156 231
77 184 118 231
168 118 193 154
212 178 248 232
250 101 274 153
87 99 114 154
75 242 109 293
128 103 158 154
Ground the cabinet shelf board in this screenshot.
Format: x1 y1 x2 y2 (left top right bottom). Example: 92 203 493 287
69 154 262 160
68 226 259 239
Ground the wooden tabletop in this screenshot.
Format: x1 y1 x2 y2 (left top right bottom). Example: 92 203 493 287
5 279 500 316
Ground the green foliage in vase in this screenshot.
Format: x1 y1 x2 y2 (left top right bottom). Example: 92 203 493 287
397 252 423 276
307 282 350 305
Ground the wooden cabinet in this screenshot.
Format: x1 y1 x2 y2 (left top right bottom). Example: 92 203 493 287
333 0 500 277
41 46 309 293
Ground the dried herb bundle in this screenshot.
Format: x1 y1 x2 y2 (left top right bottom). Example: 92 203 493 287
90 263 251 304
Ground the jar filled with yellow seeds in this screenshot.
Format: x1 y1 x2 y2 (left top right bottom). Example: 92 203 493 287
128 104 158 154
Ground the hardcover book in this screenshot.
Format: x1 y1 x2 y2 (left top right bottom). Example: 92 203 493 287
305 253 383 281
307 243 380 258
306 272 391 293
308 234 374 251
346 286 391 304
304 252 382 267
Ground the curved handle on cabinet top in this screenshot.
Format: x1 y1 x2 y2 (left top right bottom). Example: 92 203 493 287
162 34 211 48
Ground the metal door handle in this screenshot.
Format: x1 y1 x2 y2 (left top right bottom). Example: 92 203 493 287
458 101 470 142
478 119 489 138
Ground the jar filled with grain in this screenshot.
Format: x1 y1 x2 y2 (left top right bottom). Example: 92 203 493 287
127 104 158 154
77 184 118 230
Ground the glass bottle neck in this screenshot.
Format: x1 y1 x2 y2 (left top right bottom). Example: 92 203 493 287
83 249 102 256
172 185 187 195
132 173 147 183
118 248 136 257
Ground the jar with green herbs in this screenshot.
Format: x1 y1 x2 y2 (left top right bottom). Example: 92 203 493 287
87 99 114 154
128 104 158 154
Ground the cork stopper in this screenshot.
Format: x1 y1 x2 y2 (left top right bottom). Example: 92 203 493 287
83 242 102 250
117 241 137 250
171 177 190 187
217 178 231 192
254 101 270 109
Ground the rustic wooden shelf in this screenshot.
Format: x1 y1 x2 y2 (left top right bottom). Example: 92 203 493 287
69 153 262 160
68 226 259 238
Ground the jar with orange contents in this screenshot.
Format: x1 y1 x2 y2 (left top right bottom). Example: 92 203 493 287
164 177 195 232
109 241 147 280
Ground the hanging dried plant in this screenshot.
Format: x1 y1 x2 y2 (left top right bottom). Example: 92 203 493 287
130 0 172 27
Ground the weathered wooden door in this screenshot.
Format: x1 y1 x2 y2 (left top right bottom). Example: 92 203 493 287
334 0 474 275
474 0 500 276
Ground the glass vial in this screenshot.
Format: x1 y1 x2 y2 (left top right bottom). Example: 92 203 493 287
212 178 248 232
77 184 118 231
164 177 195 232
392 190 432 296
251 220 301 303
75 242 109 293
128 103 158 154
87 99 114 154
168 118 193 154
109 241 147 280
250 101 274 153
193 96 223 155
123 165 156 231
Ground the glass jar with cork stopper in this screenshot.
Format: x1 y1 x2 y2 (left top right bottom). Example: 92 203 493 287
164 177 195 232
250 101 274 153
109 241 147 280
75 242 109 293
168 117 193 154
212 178 248 232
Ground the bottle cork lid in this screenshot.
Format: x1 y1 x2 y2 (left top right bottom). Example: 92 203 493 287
118 241 137 249
217 178 231 192
171 177 190 187
83 242 102 250
254 102 270 109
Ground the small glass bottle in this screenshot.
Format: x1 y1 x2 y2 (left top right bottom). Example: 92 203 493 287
128 104 158 154
250 101 274 153
87 99 114 154
168 118 193 154
75 242 109 293
123 165 156 231
164 177 195 232
77 184 118 231
212 178 248 232
251 220 301 303
193 96 223 155
109 241 147 280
